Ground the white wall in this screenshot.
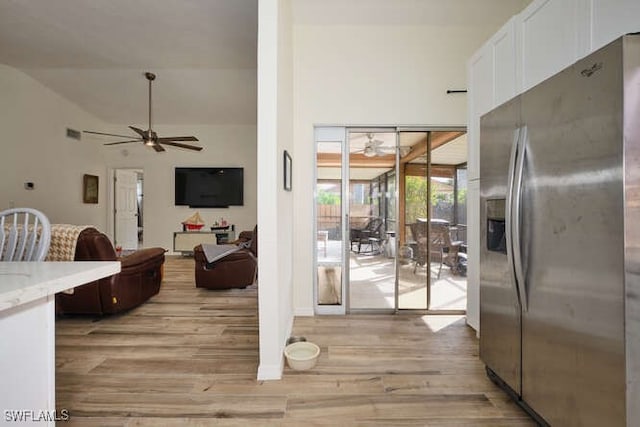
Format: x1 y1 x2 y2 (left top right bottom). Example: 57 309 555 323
0 64 257 250
0 64 108 228
257 0 294 380
101 124 257 251
291 23 509 313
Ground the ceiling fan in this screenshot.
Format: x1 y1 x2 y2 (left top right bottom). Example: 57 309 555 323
83 72 203 153
354 133 411 157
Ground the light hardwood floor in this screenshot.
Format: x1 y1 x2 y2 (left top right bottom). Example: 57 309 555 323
55 256 534 426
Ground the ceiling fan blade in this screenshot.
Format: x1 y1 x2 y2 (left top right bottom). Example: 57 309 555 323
157 136 199 142
129 126 147 137
159 141 203 151
152 144 166 152
103 139 143 146
83 130 137 139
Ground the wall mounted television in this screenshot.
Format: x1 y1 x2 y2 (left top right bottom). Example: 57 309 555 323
175 167 244 208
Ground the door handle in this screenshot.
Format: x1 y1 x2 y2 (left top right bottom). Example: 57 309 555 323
505 127 522 310
512 126 528 311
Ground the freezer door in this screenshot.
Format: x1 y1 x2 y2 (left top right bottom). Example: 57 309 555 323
622 34 640 427
520 38 625 426
479 97 522 395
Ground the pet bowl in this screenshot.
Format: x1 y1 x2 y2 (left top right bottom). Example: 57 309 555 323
284 341 320 371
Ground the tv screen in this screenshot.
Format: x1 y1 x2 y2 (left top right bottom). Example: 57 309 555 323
175 167 244 208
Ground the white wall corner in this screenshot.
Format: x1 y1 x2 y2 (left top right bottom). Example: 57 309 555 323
257 360 284 381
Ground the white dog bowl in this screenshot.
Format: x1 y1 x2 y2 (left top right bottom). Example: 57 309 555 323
284 341 320 371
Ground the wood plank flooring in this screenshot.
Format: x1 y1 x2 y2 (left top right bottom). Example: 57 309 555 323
55 256 534 426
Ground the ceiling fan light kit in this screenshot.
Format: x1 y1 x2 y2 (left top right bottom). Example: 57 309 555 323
83 72 203 153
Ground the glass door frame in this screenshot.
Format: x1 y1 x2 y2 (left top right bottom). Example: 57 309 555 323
314 126 348 315
345 127 399 314
314 125 468 315
397 126 468 314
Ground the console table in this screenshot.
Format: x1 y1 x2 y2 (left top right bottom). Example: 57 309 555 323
0 261 120 425
173 230 236 255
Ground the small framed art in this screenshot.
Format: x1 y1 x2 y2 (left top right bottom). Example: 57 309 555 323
83 174 99 204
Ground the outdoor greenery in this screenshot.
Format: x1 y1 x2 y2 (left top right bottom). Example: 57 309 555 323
317 188 340 205
405 176 456 222
317 175 465 232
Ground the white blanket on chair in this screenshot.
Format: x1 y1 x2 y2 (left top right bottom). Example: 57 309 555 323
201 244 240 263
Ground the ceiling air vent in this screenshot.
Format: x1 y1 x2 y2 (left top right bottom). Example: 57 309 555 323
66 128 81 140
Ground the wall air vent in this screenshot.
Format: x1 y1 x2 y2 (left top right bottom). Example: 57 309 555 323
66 128 81 140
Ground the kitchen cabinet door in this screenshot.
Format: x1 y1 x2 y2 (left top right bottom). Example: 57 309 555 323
592 0 640 52
519 0 588 91
468 46 493 181
468 18 519 181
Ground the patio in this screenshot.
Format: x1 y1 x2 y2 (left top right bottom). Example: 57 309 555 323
318 239 467 311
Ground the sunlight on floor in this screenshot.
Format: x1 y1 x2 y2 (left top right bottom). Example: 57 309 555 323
319 240 467 311
419 314 465 332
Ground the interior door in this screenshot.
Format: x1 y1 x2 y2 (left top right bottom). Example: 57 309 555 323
115 169 139 249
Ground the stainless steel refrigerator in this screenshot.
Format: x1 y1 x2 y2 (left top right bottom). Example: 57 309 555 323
480 34 640 426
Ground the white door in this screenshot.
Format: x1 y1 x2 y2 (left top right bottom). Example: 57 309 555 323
115 169 139 249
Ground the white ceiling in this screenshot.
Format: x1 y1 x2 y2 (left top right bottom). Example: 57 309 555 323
293 0 531 26
0 0 529 127
0 0 258 125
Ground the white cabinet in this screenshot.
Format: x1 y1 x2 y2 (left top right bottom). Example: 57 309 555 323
466 0 638 333
518 0 591 91
465 179 480 332
467 17 518 181
493 19 519 107
467 49 492 181
592 0 640 52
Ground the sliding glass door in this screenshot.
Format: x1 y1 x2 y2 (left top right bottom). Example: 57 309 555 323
314 126 468 314
315 127 346 314
347 129 397 311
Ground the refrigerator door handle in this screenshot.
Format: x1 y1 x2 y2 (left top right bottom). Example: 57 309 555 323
505 127 522 309
512 125 528 311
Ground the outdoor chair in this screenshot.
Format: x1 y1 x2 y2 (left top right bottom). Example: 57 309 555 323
350 217 383 254
409 219 463 278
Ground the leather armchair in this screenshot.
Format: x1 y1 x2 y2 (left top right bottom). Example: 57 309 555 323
56 228 166 315
194 226 257 290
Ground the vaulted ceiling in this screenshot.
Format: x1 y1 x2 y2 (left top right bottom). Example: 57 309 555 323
0 0 258 126
0 0 529 127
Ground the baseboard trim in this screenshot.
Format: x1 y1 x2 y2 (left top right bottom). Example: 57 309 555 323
294 307 314 316
257 361 283 380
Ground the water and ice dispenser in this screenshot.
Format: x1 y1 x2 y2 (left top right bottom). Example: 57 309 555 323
486 199 507 254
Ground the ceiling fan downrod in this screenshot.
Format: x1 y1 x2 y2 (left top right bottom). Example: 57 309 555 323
145 72 156 139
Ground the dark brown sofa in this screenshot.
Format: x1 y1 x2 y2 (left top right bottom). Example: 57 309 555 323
194 226 257 289
56 228 166 315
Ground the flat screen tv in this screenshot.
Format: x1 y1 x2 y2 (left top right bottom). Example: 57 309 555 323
175 167 244 208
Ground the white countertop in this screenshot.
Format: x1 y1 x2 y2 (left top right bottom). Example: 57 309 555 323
0 261 121 312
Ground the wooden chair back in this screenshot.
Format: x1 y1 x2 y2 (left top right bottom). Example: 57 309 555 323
0 208 51 261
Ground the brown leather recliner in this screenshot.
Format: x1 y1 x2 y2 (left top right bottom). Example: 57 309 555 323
56 228 166 315
194 226 257 290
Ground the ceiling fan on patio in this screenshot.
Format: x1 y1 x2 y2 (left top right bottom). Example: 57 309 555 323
83 72 203 153
354 133 411 157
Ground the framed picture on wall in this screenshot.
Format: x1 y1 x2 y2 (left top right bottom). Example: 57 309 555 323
83 174 99 204
284 150 292 191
